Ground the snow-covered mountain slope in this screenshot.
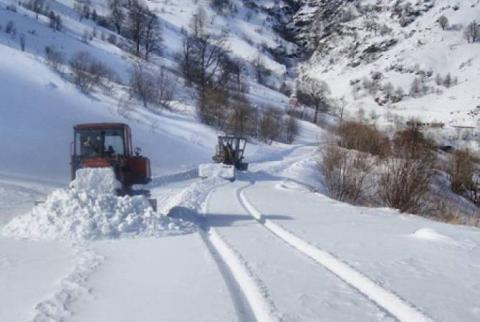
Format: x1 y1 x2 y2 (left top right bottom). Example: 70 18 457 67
0 43 217 180
0 0 302 181
297 0 480 128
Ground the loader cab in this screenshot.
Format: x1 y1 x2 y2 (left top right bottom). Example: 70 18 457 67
213 136 248 171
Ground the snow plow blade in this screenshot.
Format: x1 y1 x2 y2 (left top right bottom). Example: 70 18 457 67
198 163 235 181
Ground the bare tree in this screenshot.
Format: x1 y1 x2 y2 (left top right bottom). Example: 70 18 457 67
438 15 449 30
143 12 162 60
188 7 207 38
129 63 174 108
155 67 175 108
109 0 124 34
218 56 242 92
464 20 480 43
333 97 347 124
296 77 331 124
129 62 155 107
180 9 227 94
127 0 148 56
321 144 372 204
180 34 195 86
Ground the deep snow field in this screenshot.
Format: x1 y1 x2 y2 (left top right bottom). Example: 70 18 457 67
1 0 480 321
2 139 480 322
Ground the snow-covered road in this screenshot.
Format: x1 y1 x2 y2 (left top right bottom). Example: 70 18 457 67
205 180 390 322
242 179 480 322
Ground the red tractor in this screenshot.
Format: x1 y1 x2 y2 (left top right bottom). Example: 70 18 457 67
70 123 152 196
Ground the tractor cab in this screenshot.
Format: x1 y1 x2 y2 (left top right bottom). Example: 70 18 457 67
71 123 151 190
74 125 129 159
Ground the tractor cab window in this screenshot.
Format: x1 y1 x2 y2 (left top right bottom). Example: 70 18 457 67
75 129 125 157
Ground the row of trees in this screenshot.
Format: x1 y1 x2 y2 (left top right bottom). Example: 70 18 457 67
37 1 298 145
107 0 162 60
176 8 299 144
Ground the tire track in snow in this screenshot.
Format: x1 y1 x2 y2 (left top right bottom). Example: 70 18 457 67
29 244 104 322
199 186 280 322
238 184 434 322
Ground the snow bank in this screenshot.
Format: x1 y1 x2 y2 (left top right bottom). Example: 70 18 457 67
198 163 235 180
2 169 195 240
410 228 458 245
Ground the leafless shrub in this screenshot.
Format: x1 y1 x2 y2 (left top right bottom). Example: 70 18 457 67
155 68 175 108
320 143 373 203
45 45 65 71
379 153 434 213
259 108 282 144
337 121 390 157
392 122 435 159
130 63 175 109
70 51 115 93
448 149 479 203
426 199 464 225
197 87 229 127
296 77 331 124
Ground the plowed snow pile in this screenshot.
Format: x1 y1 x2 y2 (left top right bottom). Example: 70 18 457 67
2 168 194 240
198 164 235 180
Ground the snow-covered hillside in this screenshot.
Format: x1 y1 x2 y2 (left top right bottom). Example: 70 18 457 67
296 0 480 129
0 0 299 181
